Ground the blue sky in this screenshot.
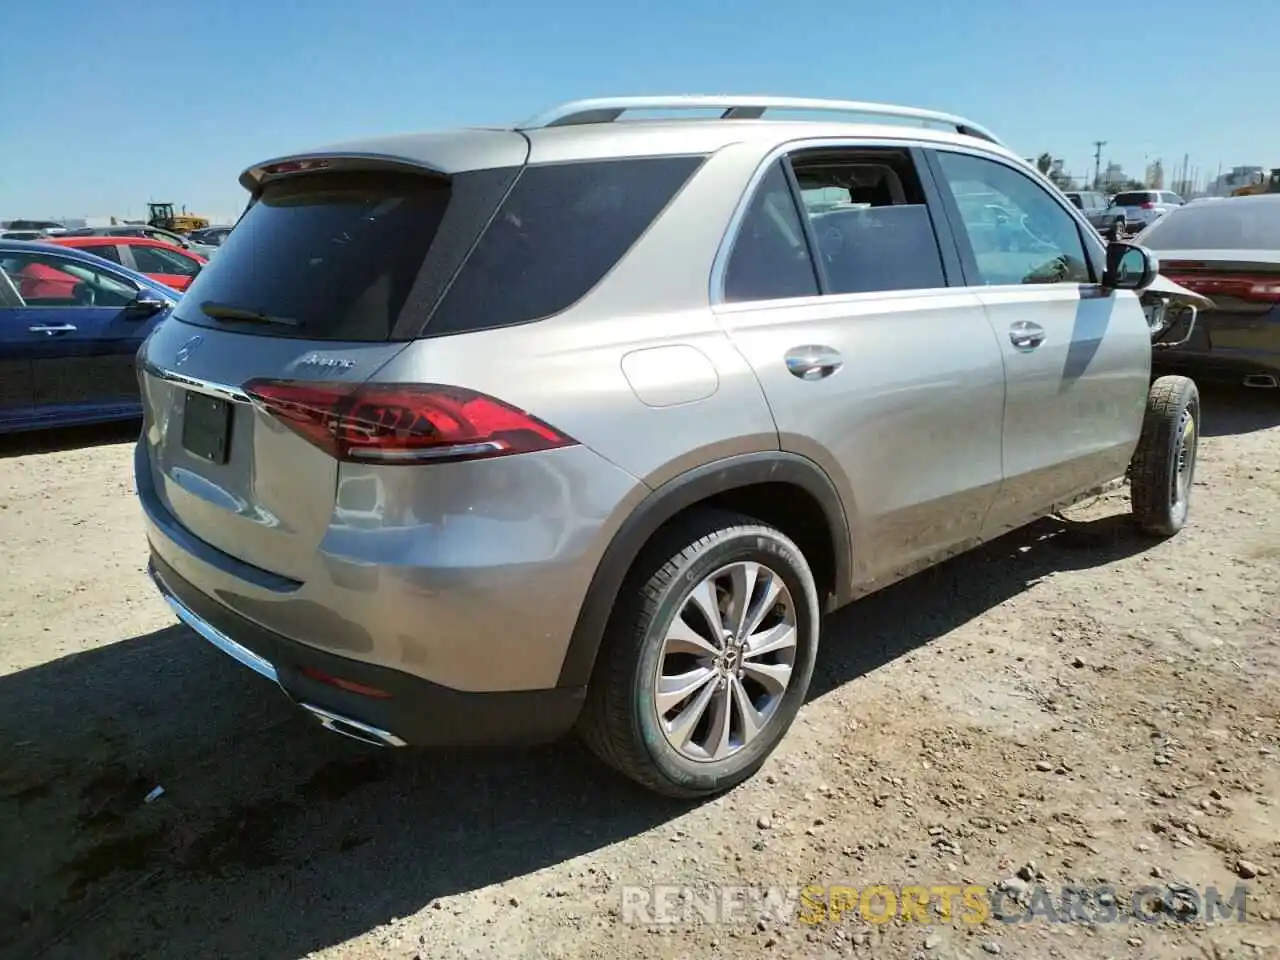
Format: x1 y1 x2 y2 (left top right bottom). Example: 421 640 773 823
2 0 1275 221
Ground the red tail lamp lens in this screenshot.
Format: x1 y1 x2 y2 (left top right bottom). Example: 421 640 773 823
243 380 577 464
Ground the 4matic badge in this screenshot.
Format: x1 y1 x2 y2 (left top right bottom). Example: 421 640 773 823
296 353 357 376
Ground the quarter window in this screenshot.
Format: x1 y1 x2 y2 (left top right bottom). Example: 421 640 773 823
723 161 820 302
935 151 1092 286
131 244 200 276
86 244 122 264
428 156 706 336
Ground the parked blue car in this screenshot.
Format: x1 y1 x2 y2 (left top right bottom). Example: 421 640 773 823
0 239 176 434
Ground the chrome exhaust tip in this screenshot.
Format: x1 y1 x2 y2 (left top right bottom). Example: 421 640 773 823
299 703 407 748
1242 373 1279 389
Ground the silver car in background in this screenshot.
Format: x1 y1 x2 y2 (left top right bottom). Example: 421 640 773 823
1111 189 1185 232
135 96 1201 797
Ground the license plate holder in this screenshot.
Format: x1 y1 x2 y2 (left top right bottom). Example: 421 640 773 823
182 391 233 464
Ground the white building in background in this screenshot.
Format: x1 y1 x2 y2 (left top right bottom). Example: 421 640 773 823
1145 160 1165 189
1100 162 1129 189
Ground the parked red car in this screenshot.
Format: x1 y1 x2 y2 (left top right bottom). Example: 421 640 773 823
51 235 207 292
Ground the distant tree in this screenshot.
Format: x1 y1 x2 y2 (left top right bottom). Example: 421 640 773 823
1035 153 1073 189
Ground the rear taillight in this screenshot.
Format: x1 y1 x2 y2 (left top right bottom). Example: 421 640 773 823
1165 273 1280 303
1141 202 1156 209
243 380 577 464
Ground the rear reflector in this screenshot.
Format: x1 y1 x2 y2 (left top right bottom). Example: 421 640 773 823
243 380 577 464
1164 273 1280 304
299 666 393 699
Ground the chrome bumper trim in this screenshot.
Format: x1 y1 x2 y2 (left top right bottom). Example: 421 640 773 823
150 565 280 684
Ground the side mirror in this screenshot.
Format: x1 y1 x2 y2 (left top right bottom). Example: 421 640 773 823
126 292 171 318
1103 241 1158 290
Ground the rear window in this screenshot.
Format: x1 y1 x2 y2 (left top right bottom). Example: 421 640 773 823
1139 199 1280 250
1113 192 1155 206
425 155 705 337
172 170 456 341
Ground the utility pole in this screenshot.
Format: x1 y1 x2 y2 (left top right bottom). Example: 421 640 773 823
1093 140 1106 190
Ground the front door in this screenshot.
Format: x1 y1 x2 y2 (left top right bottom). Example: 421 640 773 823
0 249 163 419
712 147 1006 590
926 148 1152 537
0 264 36 429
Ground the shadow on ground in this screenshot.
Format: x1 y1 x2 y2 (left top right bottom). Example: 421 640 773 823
0 501 1163 960
0 420 141 460
1197 382 1280 438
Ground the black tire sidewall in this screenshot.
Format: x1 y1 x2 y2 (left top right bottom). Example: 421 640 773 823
1133 375 1200 535
631 529 820 795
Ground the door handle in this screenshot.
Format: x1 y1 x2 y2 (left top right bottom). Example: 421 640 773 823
1008 321 1045 350
785 345 843 380
29 323 77 335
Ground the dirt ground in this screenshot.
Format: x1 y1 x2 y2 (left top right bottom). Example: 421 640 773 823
2 386 1278 960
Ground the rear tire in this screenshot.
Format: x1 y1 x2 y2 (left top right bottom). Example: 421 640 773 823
1130 375 1200 537
577 509 820 798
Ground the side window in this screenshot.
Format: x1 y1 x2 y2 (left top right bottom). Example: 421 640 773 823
723 161 819 302
428 155 706 336
789 147 947 294
934 151 1092 287
132 244 200 277
0 251 137 307
88 244 122 264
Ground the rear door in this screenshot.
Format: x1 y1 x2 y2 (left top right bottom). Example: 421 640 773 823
0 249 166 415
713 145 1006 587
926 147 1151 536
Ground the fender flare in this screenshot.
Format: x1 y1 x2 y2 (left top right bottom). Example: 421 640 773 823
556 450 851 688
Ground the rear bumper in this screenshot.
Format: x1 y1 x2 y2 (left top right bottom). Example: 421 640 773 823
148 551 586 748
1154 313 1280 383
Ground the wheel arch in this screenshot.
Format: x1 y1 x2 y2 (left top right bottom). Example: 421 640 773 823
557 451 852 688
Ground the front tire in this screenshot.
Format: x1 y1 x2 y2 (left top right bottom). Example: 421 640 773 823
577 509 821 798
1131 375 1200 536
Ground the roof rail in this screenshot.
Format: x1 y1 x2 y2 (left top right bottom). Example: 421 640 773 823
516 95 1004 146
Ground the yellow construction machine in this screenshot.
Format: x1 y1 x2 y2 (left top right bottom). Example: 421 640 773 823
147 202 210 234
1231 168 1280 197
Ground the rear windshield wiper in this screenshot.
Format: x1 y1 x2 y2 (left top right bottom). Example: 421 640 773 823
200 301 301 327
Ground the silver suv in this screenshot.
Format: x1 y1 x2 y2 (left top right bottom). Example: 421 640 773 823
1110 189 1185 232
136 96 1202 797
